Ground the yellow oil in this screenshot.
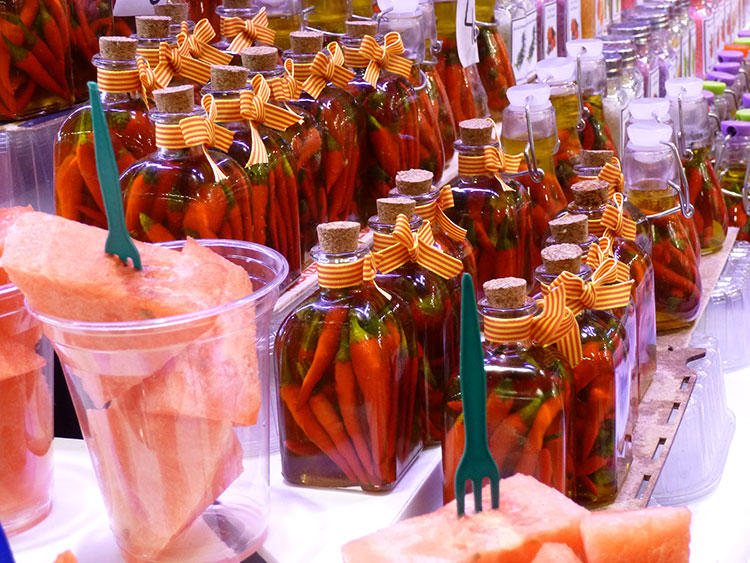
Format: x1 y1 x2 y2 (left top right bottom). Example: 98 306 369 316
551 91 580 135
586 94 605 123
434 0 458 38
305 0 350 33
352 0 373 16
501 134 558 179
475 0 495 22
268 13 304 51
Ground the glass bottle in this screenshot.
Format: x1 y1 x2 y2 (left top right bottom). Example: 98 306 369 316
341 22 421 221
608 21 659 98
214 0 270 62
352 0 373 17
69 0 113 102
602 52 630 156
715 120 750 239
443 277 572 502
557 0 581 56
370 198 460 447
433 0 490 122
567 39 618 154
712 63 748 96
601 35 645 99
495 0 536 85
690 0 715 78
642 0 685 78
186 0 220 32
134 15 177 69
501 84 567 270
255 0 303 51
447 118 533 289
624 121 702 330
55 37 155 229
622 7 678 96
535 57 584 198
476 0 517 120
304 0 352 35
666 77 729 254
276 221 419 490
582 0 609 39
534 0 558 61
706 70 740 116
154 2 194 37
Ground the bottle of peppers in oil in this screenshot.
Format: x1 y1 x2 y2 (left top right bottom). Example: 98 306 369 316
536 243 633 506
284 31 365 225
276 220 420 490
501 83 568 270
341 21 420 221
55 36 156 229
442 276 575 503
369 198 462 446
445 118 533 289
715 120 750 241
134 16 176 68
202 64 303 281
666 77 729 255
475 0 516 121
624 121 701 331
215 1 274 62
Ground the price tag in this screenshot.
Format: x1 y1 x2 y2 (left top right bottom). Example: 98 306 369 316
567 0 581 45
542 1 557 59
456 0 479 67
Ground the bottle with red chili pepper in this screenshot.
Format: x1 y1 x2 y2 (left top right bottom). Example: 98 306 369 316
535 244 632 506
134 16 176 69
341 21 421 222
535 57 584 200
433 0 490 124
566 39 618 155
202 64 303 281
369 198 461 446
214 0 273 63
69 0 114 102
442 277 572 503
624 121 701 331
186 0 220 34
666 77 728 255
445 118 533 290
275 221 420 490
715 120 750 241
501 83 567 272
55 36 155 229
475 0 516 121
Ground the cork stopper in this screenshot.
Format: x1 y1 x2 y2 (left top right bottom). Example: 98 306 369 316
211 64 249 91
541 244 583 276
290 31 325 54
459 118 494 146
395 169 434 196
345 20 378 38
571 179 609 207
153 2 189 25
484 278 527 309
579 150 615 169
135 15 171 39
222 0 253 8
153 85 195 113
241 46 279 72
99 36 137 61
549 214 589 244
376 197 416 225
317 221 361 253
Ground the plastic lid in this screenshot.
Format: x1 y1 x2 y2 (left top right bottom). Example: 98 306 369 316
739 29 750 38
721 120 750 136
665 77 703 99
725 44 750 56
714 62 741 75
535 57 576 83
629 98 670 120
706 70 737 86
718 50 744 63
703 80 727 95
735 108 750 121
702 90 715 104
506 83 552 108
377 0 418 13
566 39 604 59
744 92 750 108
627 122 673 146
734 37 750 47
604 52 622 75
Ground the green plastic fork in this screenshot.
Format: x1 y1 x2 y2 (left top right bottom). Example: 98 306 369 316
87 81 142 270
454 273 500 517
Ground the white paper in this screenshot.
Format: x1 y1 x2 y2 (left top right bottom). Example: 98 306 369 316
619 104 630 157
522 10 538 79
456 0 480 67
542 0 558 59
648 66 660 98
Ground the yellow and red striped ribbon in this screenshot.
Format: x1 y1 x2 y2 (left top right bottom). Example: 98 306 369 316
302 42 355 98
343 45 369 68
414 185 468 242
373 214 463 279
601 192 637 241
237 74 301 167
457 146 523 191
153 40 211 89
598 157 624 198
135 57 158 108
293 61 313 84
222 7 276 54
97 67 140 94
359 32 413 87
585 236 631 282
178 19 233 66
268 59 301 102
136 47 161 67
317 254 377 288
213 96 243 122
547 258 634 316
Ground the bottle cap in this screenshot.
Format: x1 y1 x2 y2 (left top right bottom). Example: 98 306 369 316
345 20 378 38
744 92 750 108
506 83 552 109
153 85 195 113
734 37 750 47
459 118 495 146
665 77 704 99
739 29 750 38
135 15 171 39
600 34 634 49
223 0 253 8
706 70 736 86
241 46 279 72
718 49 745 63
714 62 741 75
702 90 715 105
290 31 325 54
604 52 622 76
395 169 434 195
737 108 750 121
99 36 137 61
629 98 670 120
549 214 589 244
541 244 583 275
153 2 189 25
725 43 750 57
627 121 673 146
703 80 727 95
566 38 604 60
578 150 614 168
376 197 416 225
484 278 527 309
721 120 750 137
535 57 576 83
571 179 609 207
210 64 249 91
317 221 361 253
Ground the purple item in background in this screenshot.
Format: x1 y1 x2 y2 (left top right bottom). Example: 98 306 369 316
714 62 741 75
743 92 750 108
703 89 715 105
738 30 750 38
718 50 745 63
707 70 737 86
720 120 750 137
556 0 581 57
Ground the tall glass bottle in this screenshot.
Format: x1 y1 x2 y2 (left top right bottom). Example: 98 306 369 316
705 70 740 116
134 15 177 68
715 120 750 240
602 52 630 156
215 0 273 62
476 0 517 120
690 0 715 78
622 7 678 96
304 0 352 35
495 0 537 85
608 21 659 98
254 0 303 51
601 35 645 99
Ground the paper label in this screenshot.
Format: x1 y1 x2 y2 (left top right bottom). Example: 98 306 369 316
688 19 696 76
648 67 660 97
612 0 621 24
703 15 714 75
619 104 630 156
667 56 677 81
542 1 558 59
567 0 581 44
511 15 527 81
456 0 480 67
679 33 688 77
595 0 608 36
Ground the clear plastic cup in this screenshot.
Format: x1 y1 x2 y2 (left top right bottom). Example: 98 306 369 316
30 240 287 562
0 283 54 535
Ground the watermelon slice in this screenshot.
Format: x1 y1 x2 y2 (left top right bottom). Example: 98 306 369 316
0 206 32 286
532 543 582 562
580 507 691 563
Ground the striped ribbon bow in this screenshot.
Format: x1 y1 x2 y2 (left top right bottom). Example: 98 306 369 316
598 157 624 198
484 284 582 367
547 258 634 316
457 145 524 191
601 192 637 241
97 67 140 94
136 46 160 67
179 94 234 181
135 57 157 107
223 7 276 54
178 19 233 66
268 59 301 102
317 253 377 289
153 40 211 89
373 214 463 279
302 42 355 98
414 185 468 242
238 74 301 167
359 32 413 87
585 236 631 282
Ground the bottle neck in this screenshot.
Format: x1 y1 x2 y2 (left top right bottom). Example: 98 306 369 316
533 264 593 288
480 298 539 348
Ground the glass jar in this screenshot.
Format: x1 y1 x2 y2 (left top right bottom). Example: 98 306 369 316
601 36 645 99
643 0 685 77
55 46 155 229
303 0 352 35
608 21 659 98
666 77 728 254
602 53 630 157
622 8 678 96
214 0 268 59
255 0 302 51
715 120 750 236
624 121 702 330
134 15 177 68
713 63 748 96
187 0 221 32
475 2 516 121
706 70 740 116
690 0 715 78
495 0 537 85
69 0 114 101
